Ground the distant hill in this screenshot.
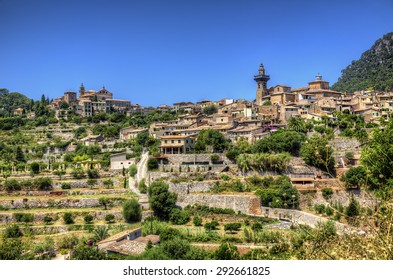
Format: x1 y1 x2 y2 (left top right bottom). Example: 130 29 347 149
332 32 393 93
0 88 33 116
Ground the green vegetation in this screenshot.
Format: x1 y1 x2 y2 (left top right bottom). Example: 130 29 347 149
195 129 228 153
332 32 393 92
254 176 299 209
148 181 177 220
300 135 335 175
122 199 142 223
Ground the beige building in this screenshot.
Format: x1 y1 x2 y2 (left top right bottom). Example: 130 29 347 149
159 135 196 154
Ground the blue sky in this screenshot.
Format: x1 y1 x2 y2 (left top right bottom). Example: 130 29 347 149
1 0 392 106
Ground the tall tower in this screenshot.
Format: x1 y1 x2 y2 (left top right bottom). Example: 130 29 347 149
79 83 85 97
254 64 270 105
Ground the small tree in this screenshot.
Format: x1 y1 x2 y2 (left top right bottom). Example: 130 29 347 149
87 168 99 179
43 215 53 224
103 179 113 189
213 242 240 260
193 215 202 226
148 181 177 220
63 212 74 224
122 199 142 222
30 162 40 175
84 214 94 224
147 158 159 171
86 179 97 190
204 220 219 231
105 214 115 223
224 223 241 233
3 224 23 238
129 164 137 178
53 169 66 180
138 178 148 193
98 197 109 210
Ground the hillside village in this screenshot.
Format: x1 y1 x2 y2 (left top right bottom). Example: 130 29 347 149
0 59 393 260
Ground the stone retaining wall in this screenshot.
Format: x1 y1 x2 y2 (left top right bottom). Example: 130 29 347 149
0 197 124 209
176 194 262 215
168 182 213 194
0 210 122 224
260 206 347 231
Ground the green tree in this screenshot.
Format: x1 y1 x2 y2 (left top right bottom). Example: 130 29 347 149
148 181 177 220
122 199 142 222
71 244 107 260
53 169 66 180
224 223 241 233
213 242 240 260
129 164 137 177
193 215 202 226
340 166 367 189
63 212 74 224
84 214 94 224
105 214 115 223
300 135 335 175
147 158 159 170
15 146 25 163
203 104 218 115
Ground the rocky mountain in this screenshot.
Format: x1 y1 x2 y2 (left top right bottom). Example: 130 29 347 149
332 32 393 93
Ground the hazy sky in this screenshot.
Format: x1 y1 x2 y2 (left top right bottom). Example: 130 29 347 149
1 0 392 106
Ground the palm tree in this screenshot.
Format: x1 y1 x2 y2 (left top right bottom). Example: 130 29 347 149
93 225 109 242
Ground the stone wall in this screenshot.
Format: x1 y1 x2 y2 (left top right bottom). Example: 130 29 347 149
165 154 228 164
0 210 122 224
176 194 262 215
0 197 124 209
260 206 348 232
168 181 213 194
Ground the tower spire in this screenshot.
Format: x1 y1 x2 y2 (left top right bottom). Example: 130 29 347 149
254 64 270 106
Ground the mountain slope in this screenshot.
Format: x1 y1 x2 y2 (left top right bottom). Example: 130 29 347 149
332 32 393 93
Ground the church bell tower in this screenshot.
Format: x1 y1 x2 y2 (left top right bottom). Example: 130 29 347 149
254 64 270 105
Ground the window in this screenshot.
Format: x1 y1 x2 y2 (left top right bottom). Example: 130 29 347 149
171 140 174 143
178 140 181 143
165 140 167 143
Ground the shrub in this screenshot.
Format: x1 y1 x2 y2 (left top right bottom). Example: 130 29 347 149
122 199 142 222
193 215 202 226
71 167 85 179
63 212 74 224
169 208 190 225
147 158 159 171
129 164 137 177
3 179 21 192
325 206 334 216
321 188 333 200
345 197 360 218
3 224 23 238
138 178 148 193
105 214 115 223
224 223 241 233
204 220 219 231
210 154 219 162
61 183 71 189
34 177 52 191
87 168 99 179
213 242 240 260
103 179 113 188
314 204 326 214
84 214 94 224
13 213 34 223
30 162 40 174
43 215 53 224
